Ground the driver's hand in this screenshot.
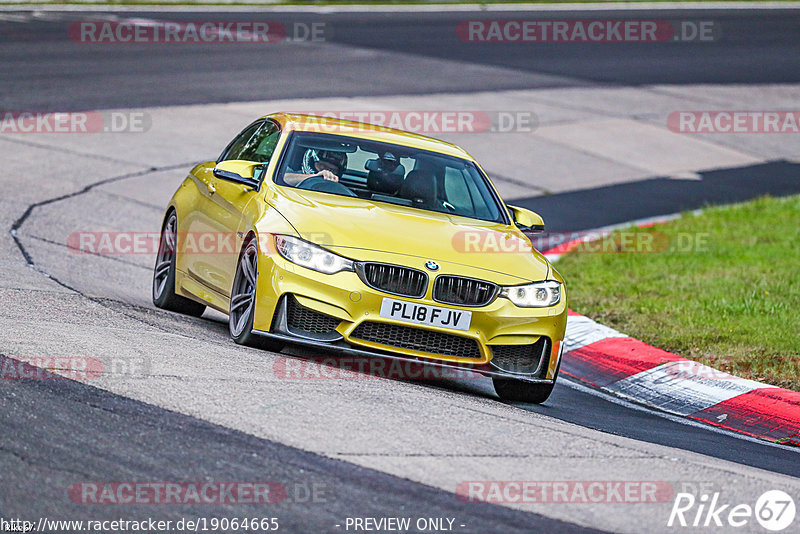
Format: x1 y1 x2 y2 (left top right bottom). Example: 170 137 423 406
315 170 339 182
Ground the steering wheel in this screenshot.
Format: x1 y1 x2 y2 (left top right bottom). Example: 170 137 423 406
298 176 357 197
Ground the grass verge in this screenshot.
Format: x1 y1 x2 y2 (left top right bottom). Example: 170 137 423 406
556 194 800 391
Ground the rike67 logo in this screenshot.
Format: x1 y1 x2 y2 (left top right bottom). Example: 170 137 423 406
668 490 796 531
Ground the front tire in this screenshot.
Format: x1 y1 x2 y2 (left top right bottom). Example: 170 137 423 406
229 237 284 352
492 377 556 404
152 211 206 317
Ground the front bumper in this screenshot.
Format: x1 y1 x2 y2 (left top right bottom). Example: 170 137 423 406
251 254 567 381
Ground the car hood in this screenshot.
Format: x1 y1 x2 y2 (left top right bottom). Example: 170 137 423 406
268 187 550 284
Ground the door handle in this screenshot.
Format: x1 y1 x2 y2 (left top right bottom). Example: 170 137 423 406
207 182 216 195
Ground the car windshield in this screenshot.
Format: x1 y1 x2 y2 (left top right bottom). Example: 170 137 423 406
274 131 507 224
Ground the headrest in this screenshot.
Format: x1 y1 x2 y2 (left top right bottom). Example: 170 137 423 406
366 158 406 194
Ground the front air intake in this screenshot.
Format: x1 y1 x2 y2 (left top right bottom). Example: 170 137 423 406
357 262 428 298
433 275 498 307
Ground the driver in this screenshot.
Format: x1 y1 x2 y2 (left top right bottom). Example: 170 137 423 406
284 149 347 187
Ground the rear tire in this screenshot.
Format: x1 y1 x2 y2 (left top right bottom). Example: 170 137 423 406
229 237 284 352
492 377 555 404
152 211 206 317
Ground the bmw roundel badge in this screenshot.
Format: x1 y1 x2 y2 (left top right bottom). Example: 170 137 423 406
424 261 439 271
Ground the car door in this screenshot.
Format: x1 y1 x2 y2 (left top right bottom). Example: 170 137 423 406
184 119 281 302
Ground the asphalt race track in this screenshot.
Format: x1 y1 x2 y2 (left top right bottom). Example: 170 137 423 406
1 6 799 533
3 8 800 109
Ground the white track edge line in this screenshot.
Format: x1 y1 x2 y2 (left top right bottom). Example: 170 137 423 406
560 377 800 453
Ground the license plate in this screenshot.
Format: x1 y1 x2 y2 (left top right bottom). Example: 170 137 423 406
379 298 472 331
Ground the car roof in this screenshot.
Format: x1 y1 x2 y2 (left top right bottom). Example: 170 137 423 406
264 112 475 160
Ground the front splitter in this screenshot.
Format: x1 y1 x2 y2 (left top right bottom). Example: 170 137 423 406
251 329 556 384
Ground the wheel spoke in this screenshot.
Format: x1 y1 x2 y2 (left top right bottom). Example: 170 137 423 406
155 277 167 297
230 241 258 337
155 260 170 278
154 215 179 302
164 230 176 252
243 302 254 322
230 292 253 313
235 306 250 334
242 254 257 287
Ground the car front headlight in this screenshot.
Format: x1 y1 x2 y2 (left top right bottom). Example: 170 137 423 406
274 235 353 274
501 281 561 307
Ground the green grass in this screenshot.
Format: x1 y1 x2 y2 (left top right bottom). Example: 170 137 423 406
556 195 800 391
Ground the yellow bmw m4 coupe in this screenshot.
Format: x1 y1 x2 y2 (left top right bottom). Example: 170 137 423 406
153 113 567 403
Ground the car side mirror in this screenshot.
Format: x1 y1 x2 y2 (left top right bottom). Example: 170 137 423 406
507 205 545 233
213 160 262 190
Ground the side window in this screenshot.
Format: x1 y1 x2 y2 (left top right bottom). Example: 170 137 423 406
219 120 281 164
464 167 500 221
443 167 475 216
240 121 280 163
219 121 261 162
349 148 373 174
443 165 500 221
